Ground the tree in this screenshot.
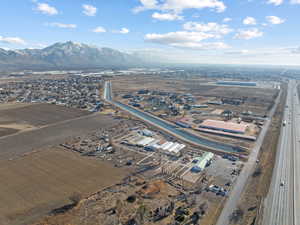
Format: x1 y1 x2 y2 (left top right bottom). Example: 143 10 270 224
230 208 244 223
69 192 82 205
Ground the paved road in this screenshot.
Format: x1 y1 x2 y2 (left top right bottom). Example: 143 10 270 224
105 80 289 225
215 83 282 225
262 80 300 225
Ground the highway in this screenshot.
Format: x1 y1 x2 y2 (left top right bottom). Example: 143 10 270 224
103 80 292 225
262 80 300 225
103 81 243 154
215 81 281 225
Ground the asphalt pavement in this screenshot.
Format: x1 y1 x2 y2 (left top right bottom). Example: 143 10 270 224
104 80 286 225
215 83 281 225
262 80 299 225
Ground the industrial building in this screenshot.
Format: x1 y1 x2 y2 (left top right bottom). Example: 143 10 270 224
138 129 153 137
191 104 208 109
199 119 248 134
151 141 185 157
216 81 257 86
125 133 185 157
191 152 214 173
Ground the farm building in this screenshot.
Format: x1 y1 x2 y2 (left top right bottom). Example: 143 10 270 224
199 119 248 134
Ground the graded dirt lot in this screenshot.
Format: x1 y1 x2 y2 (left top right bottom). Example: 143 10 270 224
0 113 119 160
0 148 128 225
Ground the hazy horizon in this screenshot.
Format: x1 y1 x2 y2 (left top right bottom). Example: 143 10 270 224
1 0 300 66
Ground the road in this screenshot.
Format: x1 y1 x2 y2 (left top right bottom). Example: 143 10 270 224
103 81 243 154
215 82 282 225
262 80 300 225
104 80 286 225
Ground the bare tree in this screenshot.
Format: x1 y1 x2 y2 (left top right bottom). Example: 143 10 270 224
69 192 82 205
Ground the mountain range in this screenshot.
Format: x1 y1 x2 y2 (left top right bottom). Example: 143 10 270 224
0 41 144 71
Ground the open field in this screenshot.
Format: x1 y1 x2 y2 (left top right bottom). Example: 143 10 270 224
0 103 91 127
0 148 129 225
0 127 18 137
0 113 119 160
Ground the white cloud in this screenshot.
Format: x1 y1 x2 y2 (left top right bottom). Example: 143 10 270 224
183 22 233 36
82 4 97 16
170 41 230 50
36 3 58 15
291 0 300 4
234 28 263 40
134 0 226 13
223 17 232 23
0 36 26 45
145 31 214 44
145 31 229 50
225 49 250 55
92 26 106 33
113 28 130 34
48 23 77 29
267 0 284 5
243 17 257 25
152 12 183 21
120 28 130 34
291 47 300 53
145 21 232 50
266 16 285 24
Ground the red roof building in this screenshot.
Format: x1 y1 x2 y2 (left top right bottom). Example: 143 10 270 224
199 119 248 134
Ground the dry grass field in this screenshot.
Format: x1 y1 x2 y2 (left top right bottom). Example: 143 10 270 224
0 103 91 127
0 127 18 137
0 148 129 225
0 113 119 160
0 103 92 138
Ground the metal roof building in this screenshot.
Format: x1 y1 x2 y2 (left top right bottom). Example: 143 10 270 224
199 119 248 134
191 152 214 173
216 81 257 86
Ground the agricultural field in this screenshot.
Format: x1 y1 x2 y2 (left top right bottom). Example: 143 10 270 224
0 113 119 160
0 148 129 225
0 103 91 131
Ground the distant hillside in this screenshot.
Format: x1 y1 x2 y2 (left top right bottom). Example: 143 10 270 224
0 41 143 71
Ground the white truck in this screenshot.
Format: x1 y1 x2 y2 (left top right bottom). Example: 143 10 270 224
283 120 287 126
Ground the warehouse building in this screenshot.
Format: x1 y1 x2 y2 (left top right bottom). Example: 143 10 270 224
191 152 214 173
216 81 257 86
152 141 185 157
126 134 185 157
138 129 153 137
199 119 248 134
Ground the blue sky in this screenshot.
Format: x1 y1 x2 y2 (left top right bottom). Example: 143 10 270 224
0 0 300 65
